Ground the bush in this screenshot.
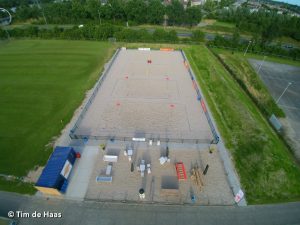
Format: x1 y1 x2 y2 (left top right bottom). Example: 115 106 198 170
191 30 205 42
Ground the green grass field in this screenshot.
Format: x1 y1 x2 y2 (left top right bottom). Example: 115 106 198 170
184 45 300 204
212 48 285 118
0 40 114 193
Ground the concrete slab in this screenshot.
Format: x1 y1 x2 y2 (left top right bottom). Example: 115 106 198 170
65 146 99 200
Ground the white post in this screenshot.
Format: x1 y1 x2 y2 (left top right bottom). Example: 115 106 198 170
244 40 252 56
276 82 292 104
257 56 267 73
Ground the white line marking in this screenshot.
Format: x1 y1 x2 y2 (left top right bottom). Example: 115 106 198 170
279 104 300 110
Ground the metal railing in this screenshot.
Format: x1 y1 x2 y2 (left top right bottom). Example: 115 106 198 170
71 133 212 144
69 48 121 138
70 48 217 145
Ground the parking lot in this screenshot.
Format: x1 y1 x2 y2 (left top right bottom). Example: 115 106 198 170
249 59 300 158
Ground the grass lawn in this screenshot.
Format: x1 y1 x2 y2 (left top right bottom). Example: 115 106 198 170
276 36 300 48
0 40 114 192
213 21 236 28
204 23 236 34
184 45 300 204
0 177 36 195
212 48 285 118
135 24 195 32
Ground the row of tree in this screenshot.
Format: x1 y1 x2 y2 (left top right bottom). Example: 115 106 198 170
9 0 202 26
208 33 300 60
1 23 298 60
211 7 300 42
0 24 205 43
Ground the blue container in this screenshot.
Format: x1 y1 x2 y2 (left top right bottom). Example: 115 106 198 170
36 146 76 192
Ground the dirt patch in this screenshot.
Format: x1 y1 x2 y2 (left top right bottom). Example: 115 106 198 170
24 166 44 183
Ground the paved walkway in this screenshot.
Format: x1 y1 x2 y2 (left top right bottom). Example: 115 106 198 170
1 191 300 225
65 146 99 200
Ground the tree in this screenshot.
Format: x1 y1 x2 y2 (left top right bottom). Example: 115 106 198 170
167 30 178 42
166 0 184 25
231 29 240 47
125 0 147 24
220 0 235 8
191 30 205 42
153 28 168 41
109 0 126 22
94 24 115 40
203 0 217 13
185 6 202 27
71 0 87 22
147 0 165 25
261 21 280 44
99 4 113 20
15 5 40 21
0 28 7 39
85 0 101 21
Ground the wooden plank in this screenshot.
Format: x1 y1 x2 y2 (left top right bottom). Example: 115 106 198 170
35 186 62 196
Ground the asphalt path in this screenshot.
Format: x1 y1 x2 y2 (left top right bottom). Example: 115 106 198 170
1 191 300 225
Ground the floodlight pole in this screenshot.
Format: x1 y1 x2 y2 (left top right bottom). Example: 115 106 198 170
257 56 267 73
276 82 292 104
35 0 48 25
244 40 252 56
0 8 12 40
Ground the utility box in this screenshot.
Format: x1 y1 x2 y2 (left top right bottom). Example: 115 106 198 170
269 114 282 132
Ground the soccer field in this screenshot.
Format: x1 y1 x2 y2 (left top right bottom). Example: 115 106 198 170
0 40 114 180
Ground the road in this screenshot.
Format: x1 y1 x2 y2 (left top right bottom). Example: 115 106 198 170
1 191 300 225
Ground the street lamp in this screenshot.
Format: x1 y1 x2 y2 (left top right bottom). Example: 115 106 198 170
244 40 252 56
0 8 12 40
257 56 267 73
276 82 292 104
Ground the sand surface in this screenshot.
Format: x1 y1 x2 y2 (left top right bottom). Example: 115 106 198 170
74 50 212 142
85 142 234 205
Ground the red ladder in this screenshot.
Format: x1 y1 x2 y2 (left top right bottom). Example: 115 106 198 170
175 162 187 181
